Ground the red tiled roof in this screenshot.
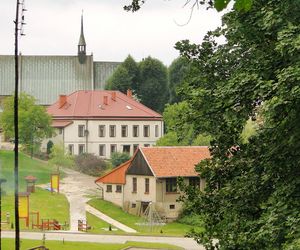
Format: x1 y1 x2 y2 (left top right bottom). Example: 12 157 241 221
140 146 211 177
52 120 73 128
95 160 132 184
47 90 162 120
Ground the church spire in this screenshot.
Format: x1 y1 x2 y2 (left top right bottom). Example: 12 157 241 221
78 11 87 64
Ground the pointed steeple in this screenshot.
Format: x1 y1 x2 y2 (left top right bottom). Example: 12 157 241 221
78 11 87 64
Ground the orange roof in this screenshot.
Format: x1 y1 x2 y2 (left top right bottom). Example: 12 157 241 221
95 160 131 184
140 146 211 177
52 120 73 128
47 90 162 120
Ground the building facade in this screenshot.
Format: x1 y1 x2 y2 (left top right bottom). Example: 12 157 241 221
0 15 120 105
45 90 163 158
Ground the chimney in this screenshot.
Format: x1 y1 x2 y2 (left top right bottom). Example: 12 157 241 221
111 92 116 101
127 89 132 98
59 95 67 108
103 95 108 105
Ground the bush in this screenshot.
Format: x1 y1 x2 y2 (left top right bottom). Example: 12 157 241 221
177 213 204 227
110 152 131 167
49 144 74 168
74 153 107 176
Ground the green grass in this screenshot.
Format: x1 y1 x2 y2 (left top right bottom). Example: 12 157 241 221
2 187 70 230
88 198 204 236
0 150 59 194
2 239 183 250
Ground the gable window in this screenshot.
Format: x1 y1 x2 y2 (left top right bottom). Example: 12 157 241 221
68 144 74 155
189 177 200 188
145 178 149 194
116 185 122 193
78 125 85 137
132 177 137 193
166 178 177 193
99 144 106 157
110 144 117 154
123 145 130 154
109 125 116 137
78 144 85 154
143 125 150 137
133 125 139 137
98 125 105 137
155 125 159 137
121 125 128 137
106 185 112 192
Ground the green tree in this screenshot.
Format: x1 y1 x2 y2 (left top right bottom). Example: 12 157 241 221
138 56 168 112
123 55 139 90
49 143 74 168
0 93 53 152
110 152 131 167
174 0 300 249
168 57 189 104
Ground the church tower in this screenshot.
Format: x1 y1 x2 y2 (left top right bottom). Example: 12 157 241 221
78 13 87 64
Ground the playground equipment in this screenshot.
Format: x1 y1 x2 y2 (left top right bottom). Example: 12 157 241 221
30 212 68 230
25 175 37 193
19 192 30 227
50 173 60 193
28 246 49 250
78 219 91 232
135 202 165 232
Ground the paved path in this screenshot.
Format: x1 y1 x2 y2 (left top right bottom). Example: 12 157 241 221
59 168 99 231
2 231 204 250
86 204 137 233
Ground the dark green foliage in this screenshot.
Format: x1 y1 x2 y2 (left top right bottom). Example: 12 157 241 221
110 152 131 167
46 140 54 155
74 153 107 176
168 57 190 104
175 0 300 249
138 56 169 112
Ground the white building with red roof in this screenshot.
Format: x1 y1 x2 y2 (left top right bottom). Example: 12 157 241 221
95 146 210 220
46 90 163 157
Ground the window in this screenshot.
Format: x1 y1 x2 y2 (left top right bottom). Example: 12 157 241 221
78 144 85 154
99 144 106 157
145 178 149 193
133 125 139 137
106 185 112 192
155 125 159 137
132 177 137 193
131 203 136 208
78 125 85 137
109 125 116 137
143 125 150 137
189 177 200 188
98 125 105 137
58 128 63 135
166 178 177 193
133 144 139 153
144 144 150 147
121 125 128 137
116 185 122 193
110 144 117 154
169 204 175 209
123 145 130 154
68 144 74 155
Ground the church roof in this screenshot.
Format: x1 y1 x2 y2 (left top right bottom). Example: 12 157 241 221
47 90 163 119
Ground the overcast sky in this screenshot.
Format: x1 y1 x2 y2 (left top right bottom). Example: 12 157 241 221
0 0 225 65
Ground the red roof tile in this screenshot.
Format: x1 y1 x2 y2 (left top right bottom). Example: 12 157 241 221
140 146 211 177
95 160 132 184
52 120 73 128
47 90 162 120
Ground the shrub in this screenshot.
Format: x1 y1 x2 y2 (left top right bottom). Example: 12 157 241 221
49 144 74 168
74 153 107 176
110 152 131 167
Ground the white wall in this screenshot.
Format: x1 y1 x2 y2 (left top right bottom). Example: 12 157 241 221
99 182 124 207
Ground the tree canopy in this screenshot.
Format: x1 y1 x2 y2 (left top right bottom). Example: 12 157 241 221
174 0 300 249
0 93 53 150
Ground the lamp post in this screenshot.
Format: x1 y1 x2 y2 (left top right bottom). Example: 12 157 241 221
0 178 7 250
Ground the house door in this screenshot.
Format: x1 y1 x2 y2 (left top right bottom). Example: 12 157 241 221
141 201 149 215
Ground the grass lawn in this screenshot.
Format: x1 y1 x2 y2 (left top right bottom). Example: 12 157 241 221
0 150 69 230
2 239 183 250
0 150 59 194
88 198 204 236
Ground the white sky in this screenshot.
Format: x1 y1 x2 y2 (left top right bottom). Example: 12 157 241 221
0 0 224 65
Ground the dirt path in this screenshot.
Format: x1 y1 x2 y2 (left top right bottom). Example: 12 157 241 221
59 168 99 231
